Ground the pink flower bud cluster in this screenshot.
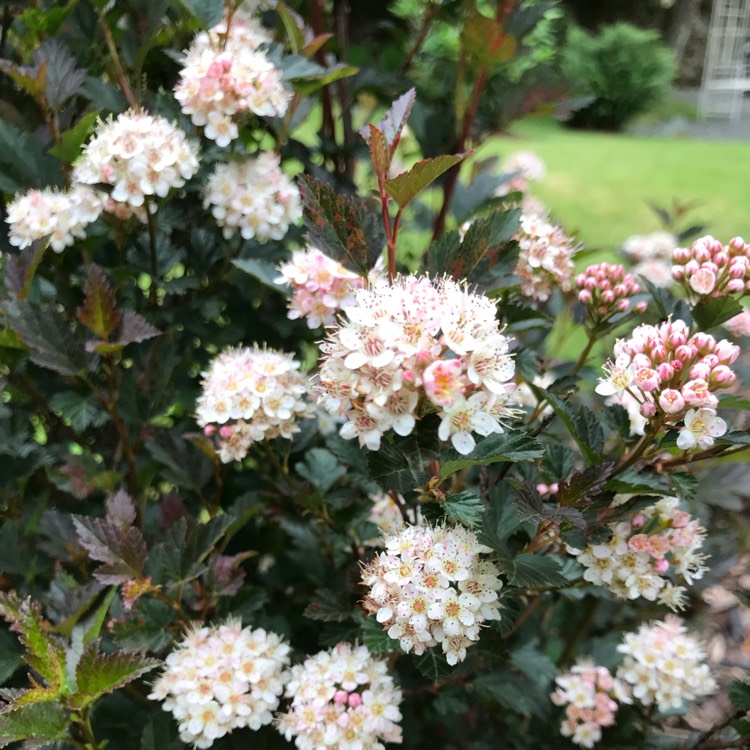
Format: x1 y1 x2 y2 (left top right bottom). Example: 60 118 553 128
276 247 365 328
567 497 708 611
361 524 503 665
576 262 647 320
175 11 289 146
595 319 738 439
616 616 716 712
672 235 750 298
74 111 200 208
148 619 290 748
496 150 546 196
317 275 519 455
6 185 103 252
276 642 403 750
550 661 631 748
203 153 302 242
514 214 578 302
195 345 314 463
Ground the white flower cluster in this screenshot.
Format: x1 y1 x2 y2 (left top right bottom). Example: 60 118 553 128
514 214 578 301
175 9 290 146
550 661 631 748
317 275 519 455
195 345 314 463
148 620 290 748
277 247 365 328
203 153 302 242
622 231 676 288
568 497 708 611
365 492 421 544
616 615 716 711
497 150 546 195
276 642 403 750
74 110 200 208
361 524 502 665
6 185 103 252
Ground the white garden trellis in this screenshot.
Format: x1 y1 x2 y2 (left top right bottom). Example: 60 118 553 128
699 0 750 120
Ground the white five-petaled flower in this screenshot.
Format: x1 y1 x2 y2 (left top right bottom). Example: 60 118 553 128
676 407 727 450
594 356 636 397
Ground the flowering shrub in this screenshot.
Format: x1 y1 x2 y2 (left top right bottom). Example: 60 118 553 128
0 3 748 750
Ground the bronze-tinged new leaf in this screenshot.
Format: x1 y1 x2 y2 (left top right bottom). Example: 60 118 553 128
376 88 416 151
68 640 159 710
299 175 384 276
72 492 148 585
86 311 161 354
77 264 121 339
462 11 518 68
0 594 67 693
4 242 46 301
384 153 469 209
359 124 391 182
0 703 68 748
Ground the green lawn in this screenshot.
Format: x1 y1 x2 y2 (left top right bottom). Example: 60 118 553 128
477 117 750 252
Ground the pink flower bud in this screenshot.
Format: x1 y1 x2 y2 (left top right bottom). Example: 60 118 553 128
658 388 685 414
578 290 592 304
334 690 349 705
710 364 735 385
730 236 746 251
635 367 660 391
634 301 647 314
602 290 615 303
632 513 647 528
617 299 630 312
640 401 657 418
204 424 217 436
727 278 745 293
729 263 746 279
536 483 549 494
219 425 233 438
550 483 559 493
674 345 694 361
654 558 669 574
684 260 700 275
715 340 740 364
656 362 674 381
689 363 711 381
348 693 362 707
672 266 684 280
673 247 690 263
715 252 729 266
671 511 691 528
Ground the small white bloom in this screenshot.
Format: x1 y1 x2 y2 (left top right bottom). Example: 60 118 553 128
676 407 727 450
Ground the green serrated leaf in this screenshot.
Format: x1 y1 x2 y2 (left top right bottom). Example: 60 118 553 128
4 241 47 301
360 123 391 182
557 464 614 507
427 208 520 282
299 175 384 276
440 432 544 478
605 469 671 496
385 153 468 209
360 618 398 655
0 594 67 693
0 115 62 191
670 472 699 501
414 650 453 681
0 629 23 685
178 0 223 26
68 640 159 709
443 492 485 528
0 703 68 745
140 713 182 750
303 589 353 623
49 111 99 163
474 670 537 715
530 385 601 466
499 552 567 588
367 440 430 495
232 258 289 295
692 296 743 332
296 448 346 494
49 391 107 433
